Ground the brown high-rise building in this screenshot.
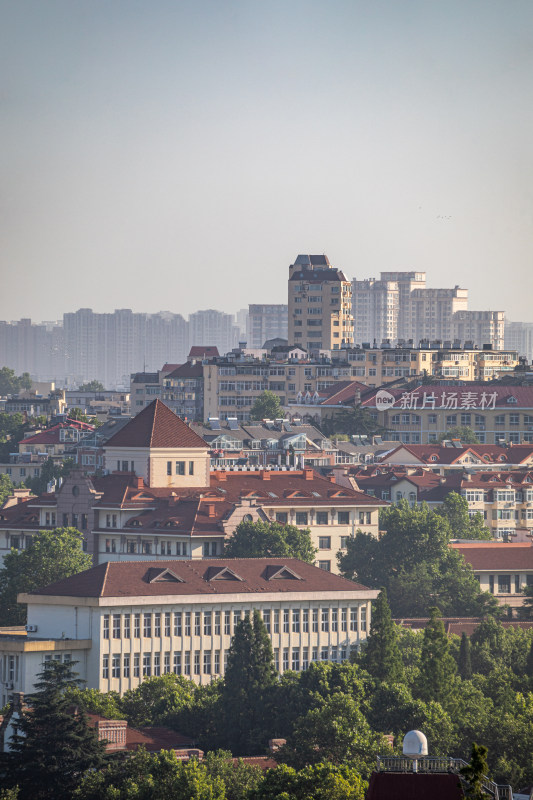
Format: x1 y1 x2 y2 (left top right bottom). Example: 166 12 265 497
288 254 354 353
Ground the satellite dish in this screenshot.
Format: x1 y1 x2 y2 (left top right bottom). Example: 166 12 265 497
403 730 428 772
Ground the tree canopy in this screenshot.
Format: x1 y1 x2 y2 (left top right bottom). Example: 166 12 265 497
362 588 403 684
436 492 492 540
437 426 480 444
0 367 32 396
223 520 317 562
321 405 385 438
78 380 106 392
0 527 92 625
1 660 106 800
250 391 284 421
338 500 498 617
26 456 74 496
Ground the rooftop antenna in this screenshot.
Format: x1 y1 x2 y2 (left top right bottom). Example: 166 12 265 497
403 730 428 773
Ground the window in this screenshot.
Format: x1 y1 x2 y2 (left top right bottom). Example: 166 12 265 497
214 611 221 635
134 613 140 638
276 512 288 524
460 413 471 426
292 609 300 633
495 415 505 425
292 649 300 671
143 653 151 677
319 536 331 549
184 612 191 636
184 653 191 675
124 614 131 639
498 575 511 594
337 511 349 525
321 648 329 661
176 461 185 475
173 653 182 674
153 654 161 676
321 608 329 632
361 606 367 632
203 651 212 674
154 613 161 637
164 652 171 674
112 614 121 639
295 512 308 526
341 608 347 631
331 609 338 632
103 615 109 639
446 415 457 426
510 414 519 425
123 654 130 678
134 654 140 677
204 612 212 636
233 610 241 630
167 461 172 475
194 652 201 675
428 414 437 425
224 611 231 635
261 610 270 633
302 609 309 633
283 609 290 633
105 539 116 554
316 511 328 525
282 648 289 671
189 461 194 475
143 614 152 638
102 655 109 679
194 612 201 636
273 610 280 634
164 612 171 637
312 608 318 632
318 560 331 571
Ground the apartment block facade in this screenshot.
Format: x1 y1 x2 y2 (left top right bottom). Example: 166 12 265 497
288 255 354 353
247 304 288 348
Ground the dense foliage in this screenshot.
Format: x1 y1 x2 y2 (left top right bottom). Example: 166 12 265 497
0 527 92 624
223 520 317 562
437 425 480 444
0 368 32 396
25 456 74 495
338 500 498 616
321 405 385 438
249 391 284 421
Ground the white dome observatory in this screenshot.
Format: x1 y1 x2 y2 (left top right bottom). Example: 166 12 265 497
403 730 428 772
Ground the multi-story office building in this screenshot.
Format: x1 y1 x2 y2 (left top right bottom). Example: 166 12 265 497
379 271 427 340
188 310 239 357
247 304 288 348
409 287 469 344
0 319 65 382
288 255 354 353
505 320 533 362
351 278 399 346
0 557 378 704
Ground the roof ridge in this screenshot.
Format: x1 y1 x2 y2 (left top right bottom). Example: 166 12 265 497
100 561 111 596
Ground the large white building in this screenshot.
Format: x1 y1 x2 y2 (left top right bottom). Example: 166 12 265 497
0 558 378 705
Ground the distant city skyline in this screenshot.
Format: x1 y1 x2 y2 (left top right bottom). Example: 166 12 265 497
2 1 532 322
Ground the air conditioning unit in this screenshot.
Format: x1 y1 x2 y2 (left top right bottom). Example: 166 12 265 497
4 681 14 689
25 624 38 632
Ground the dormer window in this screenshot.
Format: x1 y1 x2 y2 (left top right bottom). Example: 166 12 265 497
265 565 303 581
145 567 184 583
205 566 244 582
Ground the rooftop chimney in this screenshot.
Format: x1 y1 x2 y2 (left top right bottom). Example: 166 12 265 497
261 469 271 481
304 468 314 481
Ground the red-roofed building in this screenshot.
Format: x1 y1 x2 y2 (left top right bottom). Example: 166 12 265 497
451 542 533 610
0 401 387 570
18 419 95 458
0 557 378 704
376 442 533 473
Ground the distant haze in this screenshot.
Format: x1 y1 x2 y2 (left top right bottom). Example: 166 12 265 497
1 0 532 321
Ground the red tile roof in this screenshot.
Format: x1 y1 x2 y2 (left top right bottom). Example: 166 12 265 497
452 542 533 571
19 420 95 445
104 400 207 449
28 557 373 598
394 616 533 636
362 384 533 410
188 346 219 358
318 382 370 406
167 363 203 379
380 443 533 465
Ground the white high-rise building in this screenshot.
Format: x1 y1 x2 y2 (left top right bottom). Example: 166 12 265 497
351 278 399 345
505 320 533 362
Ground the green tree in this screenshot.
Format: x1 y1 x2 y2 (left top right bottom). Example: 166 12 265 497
436 492 491 540
26 456 74 496
521 585 533 620
252 762 367 800
0 528 92 625
78 381 105 392
460 743 489 800
338 501 498 617
222 611 277 755
63 687 125 720
74 747 225 800
120 673 196 728
437 426 480 444
363 588 403 684
68 408 99 425
276 692 386 776
458 632 473 679
250 391 284 421
417 607 457 705
0 367 22 395
2 661 106 800
203 750 263 800
224 520 317 562
19 373 32 391
321 405 385 438
0 473 15 505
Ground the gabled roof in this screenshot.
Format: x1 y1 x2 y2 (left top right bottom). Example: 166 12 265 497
452 542 533 571
26 558 374 598
188 346 219 358
104 400 207 449
19 420 95 445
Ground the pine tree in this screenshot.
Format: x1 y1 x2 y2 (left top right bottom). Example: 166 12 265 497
458 631 473 680
417 607 457 705
222 610 277 755
526 638 533 682
2 661 106 800
364 588 403 684
460 743 489 800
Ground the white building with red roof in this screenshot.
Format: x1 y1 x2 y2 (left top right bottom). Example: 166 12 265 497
0 400 388 572
0 557 378 704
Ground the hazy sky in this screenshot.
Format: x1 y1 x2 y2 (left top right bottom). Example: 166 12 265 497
2 0 532 322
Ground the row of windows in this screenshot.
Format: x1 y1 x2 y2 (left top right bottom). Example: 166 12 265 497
275 511 371 526
104 539 195 556
167 461 195 476
102 644 353 681
102 606 367 639
390 413 533 427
